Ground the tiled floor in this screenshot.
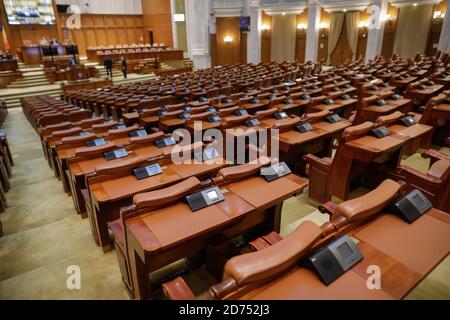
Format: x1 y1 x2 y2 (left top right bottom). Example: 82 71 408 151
0 108 449 300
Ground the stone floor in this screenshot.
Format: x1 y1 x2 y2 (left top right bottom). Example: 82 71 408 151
0 108 449 300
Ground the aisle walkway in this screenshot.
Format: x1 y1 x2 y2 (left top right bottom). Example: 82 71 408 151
0 107 448 299
0 108 128 299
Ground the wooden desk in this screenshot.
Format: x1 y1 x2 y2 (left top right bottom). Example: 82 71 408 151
240 209 450 300
355 98 411 124
95 49 183 64
21 46 42 65
0 59 18 72
427 102 450 146
273 99 309 116
90 158 227 252
21 45 77 65
126 173 308 299
86 45 169 60
391 76 417 91
123 112 140 125
434 76 450 89
308 98 357 117
55 134 136 194
408 84 444 104
61 79 113 94
431 103 450 120
331 124 433 200
278 119 351 174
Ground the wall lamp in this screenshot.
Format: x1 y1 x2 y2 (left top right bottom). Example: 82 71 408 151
261 24 270 31
297 23 307 30
381 14 392 22
319 22 328 29
358 20 369 28
433 11 445 19
224 36 233 43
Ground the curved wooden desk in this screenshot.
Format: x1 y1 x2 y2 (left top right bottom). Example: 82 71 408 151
126 173 308 299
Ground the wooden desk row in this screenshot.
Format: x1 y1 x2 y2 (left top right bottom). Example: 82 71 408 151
95 50 184 64
21 56 450 300
0 59 18 72
86 45 169 61
162 179 450 300
0 127 14 237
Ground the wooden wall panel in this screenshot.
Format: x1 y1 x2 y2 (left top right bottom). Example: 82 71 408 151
425 1 447 56
317 8 329 63
215 17 242 66
295 10 308 62
117 29 128 44
73 31 86 57
210 34 217 66
357 29 368 59
57 13 145 57
84 29 97 48
261 11 272 63
141 0 173 46
241 32 247 64
381 4 399 58
96 29 107 47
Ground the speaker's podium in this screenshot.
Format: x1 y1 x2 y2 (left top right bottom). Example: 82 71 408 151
67 65 88 81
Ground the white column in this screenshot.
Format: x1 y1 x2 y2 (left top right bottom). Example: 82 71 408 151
438 0 450 53
365 0 388 61
185 0 211 69
170 0 178 49
305 3 321 62
247 0 262 64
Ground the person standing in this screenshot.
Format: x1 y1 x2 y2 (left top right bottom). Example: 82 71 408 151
121 55 127 79
104 56 113 78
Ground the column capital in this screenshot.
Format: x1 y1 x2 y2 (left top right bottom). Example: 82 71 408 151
249 0 261 9
307 0 321 8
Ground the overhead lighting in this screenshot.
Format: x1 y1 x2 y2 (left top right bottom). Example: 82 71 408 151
433 11 445 19
343 9 347 12
381 14 391 22
358 21 368 28
282 12 286 16
297 23 307 30
413 3 418 6
174 14 185 22
224 36 233 43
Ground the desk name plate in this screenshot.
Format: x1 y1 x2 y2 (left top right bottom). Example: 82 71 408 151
129 129 148 138
186 186 225 212
260 162 291 182
297 122 314 133
104 148 128 161
133 163 163 180
86 138 106 147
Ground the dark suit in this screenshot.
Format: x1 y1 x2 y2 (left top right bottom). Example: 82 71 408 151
121 58 127 79
104 58 113 78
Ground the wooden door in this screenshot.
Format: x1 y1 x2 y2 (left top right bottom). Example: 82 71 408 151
331 16 353 65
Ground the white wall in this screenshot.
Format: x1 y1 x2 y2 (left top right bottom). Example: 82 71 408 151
55 0 143 15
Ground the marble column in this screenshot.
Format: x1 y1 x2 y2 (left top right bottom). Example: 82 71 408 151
305 3 321 62
185 0 211 68
247 0 262 64
438 0 450 53
365 0 388 61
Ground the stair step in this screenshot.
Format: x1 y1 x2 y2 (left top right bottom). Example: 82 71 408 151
9 79 49 85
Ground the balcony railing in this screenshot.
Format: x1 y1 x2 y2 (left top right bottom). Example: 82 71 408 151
213 0 246 8
261 0 309 6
